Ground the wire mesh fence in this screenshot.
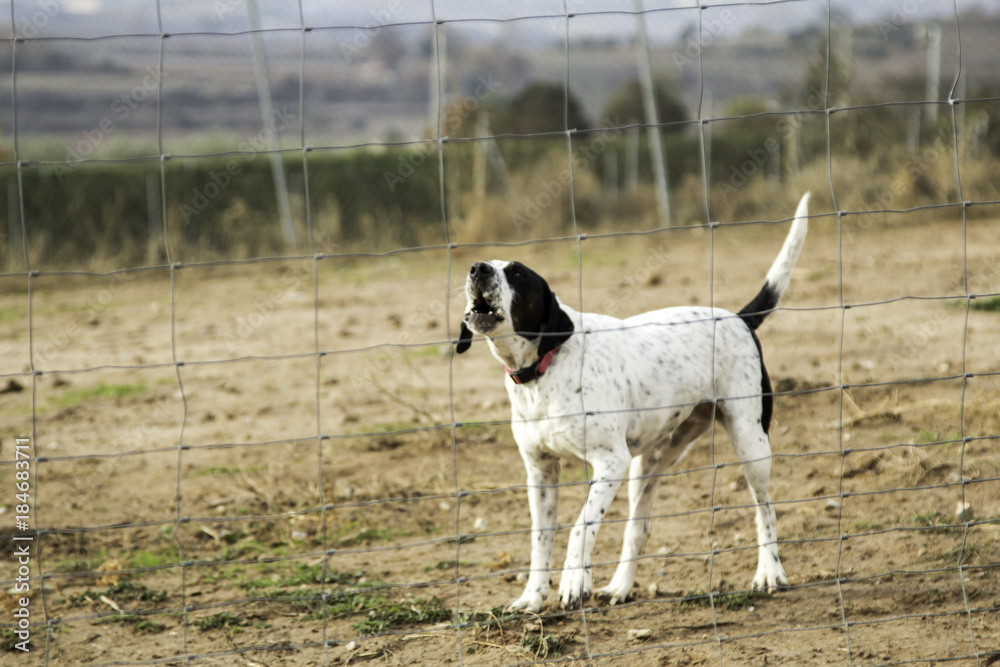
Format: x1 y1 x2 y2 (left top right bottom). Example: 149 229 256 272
1 0 999 665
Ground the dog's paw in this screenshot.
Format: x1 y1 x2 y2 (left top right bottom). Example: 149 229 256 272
558 567 593 609
596 583 633 606
752 561 788 593
596 564 636 606
506 590 546 614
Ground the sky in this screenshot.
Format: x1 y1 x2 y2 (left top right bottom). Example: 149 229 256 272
1 0 996 44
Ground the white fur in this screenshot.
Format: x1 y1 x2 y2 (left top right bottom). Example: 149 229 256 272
464 194 809 612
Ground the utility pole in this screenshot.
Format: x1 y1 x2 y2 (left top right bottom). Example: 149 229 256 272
247 0 296 249
633 0 671 226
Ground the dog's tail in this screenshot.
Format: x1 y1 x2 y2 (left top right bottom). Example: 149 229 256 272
737 192 810 331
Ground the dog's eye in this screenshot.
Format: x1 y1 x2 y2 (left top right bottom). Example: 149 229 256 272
511 267 523 277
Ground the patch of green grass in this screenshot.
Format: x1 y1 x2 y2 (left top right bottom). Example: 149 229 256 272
54 550 111 574
54 382 146 407
909 511 962 534
851 519 886 533
564 461 594 483
452 607 519 632
235 562 477 637
240 563 363 590
237 565 377 617
256 587 329 615
217 539 271 562
195 611 245 633
96 614 166 635
198 565 244 586
405 345 439 359
61 582 168 609
106 582 167 603
63 591 96 608
131 549 172 570
966 295 1000 312
280 563 362 587
456 422 501 435
910 511 940 526
522 632 570 658
318 590 385 621
0 306 27 324
911 430 963 448
679 589 768 612
915 429 944 444
1 627 29 652
352 597 452 636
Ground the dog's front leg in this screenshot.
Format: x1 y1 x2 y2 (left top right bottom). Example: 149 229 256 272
558 451 629 609
507 452 561 613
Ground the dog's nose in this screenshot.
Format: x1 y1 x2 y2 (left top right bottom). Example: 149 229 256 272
469 261 492 278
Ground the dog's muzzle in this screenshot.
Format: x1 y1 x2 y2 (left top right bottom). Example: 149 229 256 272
464 291 505 332
464 262 505 333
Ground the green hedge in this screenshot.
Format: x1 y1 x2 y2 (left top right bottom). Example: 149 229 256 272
1 147 447 268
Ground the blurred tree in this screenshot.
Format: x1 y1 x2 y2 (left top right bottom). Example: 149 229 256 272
801 32 851 109
603 77 688 132
493 81 591 135
372 32 407 70
793 31 853 163
721 96 774 132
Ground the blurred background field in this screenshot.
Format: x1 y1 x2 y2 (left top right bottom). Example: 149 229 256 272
2 1 1000 268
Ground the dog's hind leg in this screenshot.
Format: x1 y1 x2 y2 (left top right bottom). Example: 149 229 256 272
598 404 714 604
720 400 788 592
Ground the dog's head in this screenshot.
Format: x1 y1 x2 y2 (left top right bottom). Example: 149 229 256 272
456 260 574 355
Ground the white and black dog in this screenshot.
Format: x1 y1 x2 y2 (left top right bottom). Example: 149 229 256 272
456 193 810 612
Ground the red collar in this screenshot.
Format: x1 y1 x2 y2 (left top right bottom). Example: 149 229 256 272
504 346 561 385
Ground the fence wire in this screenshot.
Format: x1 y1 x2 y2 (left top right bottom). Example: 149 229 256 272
1 0 999 665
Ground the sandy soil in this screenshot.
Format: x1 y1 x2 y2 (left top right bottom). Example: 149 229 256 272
1 205 998 665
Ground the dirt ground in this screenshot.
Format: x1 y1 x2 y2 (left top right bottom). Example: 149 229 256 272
1 202 999 666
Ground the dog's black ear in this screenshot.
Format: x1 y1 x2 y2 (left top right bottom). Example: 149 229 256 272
538 288 574 357
456 321 473 354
